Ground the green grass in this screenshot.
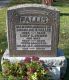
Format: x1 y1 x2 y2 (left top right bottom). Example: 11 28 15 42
0 8 7 54
53 2 69 57
0 8 6 33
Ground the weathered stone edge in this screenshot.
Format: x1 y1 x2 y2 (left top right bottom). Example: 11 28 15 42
8 4 59 12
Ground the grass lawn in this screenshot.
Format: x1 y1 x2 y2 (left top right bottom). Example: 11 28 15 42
0 8 7 55
0 0 69 80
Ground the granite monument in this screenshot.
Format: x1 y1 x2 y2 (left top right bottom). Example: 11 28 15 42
7 4 59 57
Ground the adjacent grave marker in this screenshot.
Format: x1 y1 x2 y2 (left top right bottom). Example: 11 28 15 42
7 4 59 57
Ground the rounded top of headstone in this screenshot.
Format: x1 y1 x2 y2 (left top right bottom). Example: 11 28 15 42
8 4 59 12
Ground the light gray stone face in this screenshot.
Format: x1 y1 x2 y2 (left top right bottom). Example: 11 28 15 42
7 4 60 57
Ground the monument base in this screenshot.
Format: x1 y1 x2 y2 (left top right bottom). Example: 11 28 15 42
1 49 67 80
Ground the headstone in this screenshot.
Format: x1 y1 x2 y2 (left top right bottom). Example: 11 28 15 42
7 4 59 57
1 4 67 80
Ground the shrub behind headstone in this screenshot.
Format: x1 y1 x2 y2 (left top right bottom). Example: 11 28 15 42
10 0 41 6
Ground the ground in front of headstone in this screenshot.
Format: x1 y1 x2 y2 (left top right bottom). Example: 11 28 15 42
1 49 67 80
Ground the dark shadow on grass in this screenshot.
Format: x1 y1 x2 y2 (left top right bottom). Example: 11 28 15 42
0 54 2 71
53 0 69 7
64 58 69 80
60 13 69 16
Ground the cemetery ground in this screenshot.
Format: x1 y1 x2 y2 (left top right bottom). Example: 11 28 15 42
0 1 69 80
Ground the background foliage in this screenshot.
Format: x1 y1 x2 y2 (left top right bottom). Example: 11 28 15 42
9 0 41 6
